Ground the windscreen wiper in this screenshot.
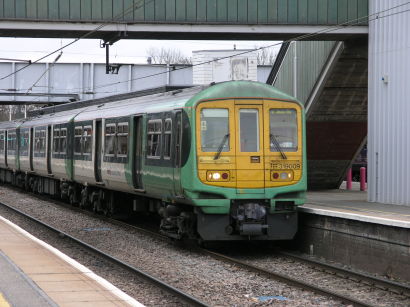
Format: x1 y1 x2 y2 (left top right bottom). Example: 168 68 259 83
214 133 230 160
270 133 287 160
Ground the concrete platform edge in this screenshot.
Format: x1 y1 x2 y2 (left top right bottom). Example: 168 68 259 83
0 215 145 307
299 206 410 229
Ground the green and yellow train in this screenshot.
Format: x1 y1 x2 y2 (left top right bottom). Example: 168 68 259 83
0 81 306 241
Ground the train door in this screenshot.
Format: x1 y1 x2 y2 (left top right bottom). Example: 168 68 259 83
94 120 102 183
133 115 143 190
173 110 183 196
234 102 265 193
29 127 34 171
47 126 52 174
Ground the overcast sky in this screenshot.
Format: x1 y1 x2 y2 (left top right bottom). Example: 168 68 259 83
0 37 281 64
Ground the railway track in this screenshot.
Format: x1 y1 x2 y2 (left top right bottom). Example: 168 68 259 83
277 250 410 297
2 188 410 306
48 205 407 307
0 201 208 307
200 249 410 307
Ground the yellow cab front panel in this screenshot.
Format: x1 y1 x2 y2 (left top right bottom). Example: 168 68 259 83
196 99 303 191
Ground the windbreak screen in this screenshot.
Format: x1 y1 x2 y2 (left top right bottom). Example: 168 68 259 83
270 109 298 152
200 108 229 152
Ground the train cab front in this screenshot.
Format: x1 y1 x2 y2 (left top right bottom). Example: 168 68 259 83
194 97 306 241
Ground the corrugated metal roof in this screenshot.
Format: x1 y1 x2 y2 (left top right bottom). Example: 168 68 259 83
368 0 410 205
273 40 337 105
1 0 368 25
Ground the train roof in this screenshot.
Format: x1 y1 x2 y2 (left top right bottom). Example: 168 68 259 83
74 86 204 122
188 81 298 104
0 119 22 130
74 81 299 122
20 108 87 128
1 81 300 128
28 85 192 117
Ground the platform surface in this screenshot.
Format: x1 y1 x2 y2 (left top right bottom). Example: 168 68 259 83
0 215 143 307
302 187 410 228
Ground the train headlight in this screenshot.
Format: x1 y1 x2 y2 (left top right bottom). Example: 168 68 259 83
207 171 230 181
280 172 288 180
271 170 293 181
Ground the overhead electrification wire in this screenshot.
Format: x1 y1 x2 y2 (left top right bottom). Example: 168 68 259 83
91 2 410 91
0 1 409 91
0 0 154 82
0 57 31 63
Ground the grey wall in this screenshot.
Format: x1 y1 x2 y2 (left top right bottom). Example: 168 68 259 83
0 63 193 104
0 62 271 105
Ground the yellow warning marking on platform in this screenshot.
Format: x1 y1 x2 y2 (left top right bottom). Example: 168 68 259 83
306 202 410 218
0 293 11 307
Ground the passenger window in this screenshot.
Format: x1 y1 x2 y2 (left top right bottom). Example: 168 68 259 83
164 119 172 159
20 130 29 156
7 131 16 151
34 130 40 153
147 120 162 158
0 131 4 154
40 129 46 154
83 126 92 155
60 128 67 154
34 128 46 155
74 127 82 154
53 128 60 154
117 123 128 157
105 124 116 156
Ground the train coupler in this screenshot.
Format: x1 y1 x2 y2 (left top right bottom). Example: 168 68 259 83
230 201 269 236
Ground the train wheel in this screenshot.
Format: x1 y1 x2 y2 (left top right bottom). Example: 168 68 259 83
69 193 76 206
92 199 100 214
80 187 89 209
102 192 115 217
102 206 110 217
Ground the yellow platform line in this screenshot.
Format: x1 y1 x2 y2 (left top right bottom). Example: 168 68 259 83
307 201 410 218
0 293 11 307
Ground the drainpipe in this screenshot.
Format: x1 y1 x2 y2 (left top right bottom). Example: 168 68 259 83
166 63 170 85
293 41 297 99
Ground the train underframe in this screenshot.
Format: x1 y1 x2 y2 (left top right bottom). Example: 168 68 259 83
0 168 298 242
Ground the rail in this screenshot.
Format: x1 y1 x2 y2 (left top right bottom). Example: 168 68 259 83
4 186 409 306
0 201 209 307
